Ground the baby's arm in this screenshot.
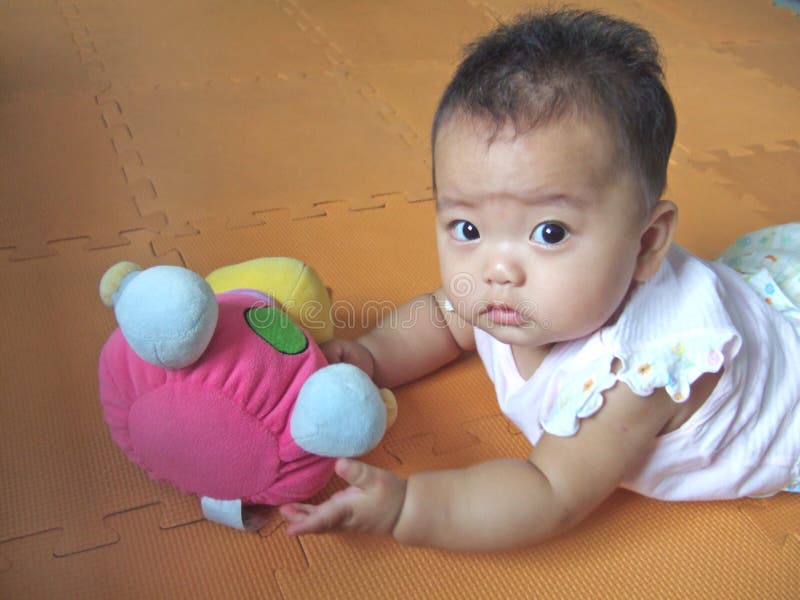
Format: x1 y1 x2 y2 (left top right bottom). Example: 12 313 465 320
322 289 474 388
283 375 698 551
395 380 682 550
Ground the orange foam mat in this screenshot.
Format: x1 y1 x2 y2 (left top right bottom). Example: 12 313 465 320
2 0 799 597
0 1 165 260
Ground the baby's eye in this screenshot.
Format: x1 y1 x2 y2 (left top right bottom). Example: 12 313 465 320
531 222 569 246
450 220 480 242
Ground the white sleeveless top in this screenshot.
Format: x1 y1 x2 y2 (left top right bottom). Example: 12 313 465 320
474 245 800 500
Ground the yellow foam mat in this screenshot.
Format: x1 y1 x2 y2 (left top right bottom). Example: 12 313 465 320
1 0 799 597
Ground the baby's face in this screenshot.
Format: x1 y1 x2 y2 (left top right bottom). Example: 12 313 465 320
434 115 650 350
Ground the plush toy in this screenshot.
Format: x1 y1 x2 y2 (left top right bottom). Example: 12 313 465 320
97 257 396 531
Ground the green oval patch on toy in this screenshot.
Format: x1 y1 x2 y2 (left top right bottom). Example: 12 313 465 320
244 306 308 355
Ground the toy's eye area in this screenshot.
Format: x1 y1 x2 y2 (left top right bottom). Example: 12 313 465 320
245 307 308 355
531 222 568 246
450 220 480 241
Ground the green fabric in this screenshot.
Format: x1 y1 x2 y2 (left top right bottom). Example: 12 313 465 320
245 307 309 355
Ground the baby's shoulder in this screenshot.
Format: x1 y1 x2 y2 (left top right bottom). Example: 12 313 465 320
541 249 744 436
605 247 743 355
603 253 741 396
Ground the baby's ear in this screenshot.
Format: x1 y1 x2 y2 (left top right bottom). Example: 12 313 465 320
633 200 678 282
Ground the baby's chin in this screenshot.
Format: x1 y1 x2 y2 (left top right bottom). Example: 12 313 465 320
477 318 551 345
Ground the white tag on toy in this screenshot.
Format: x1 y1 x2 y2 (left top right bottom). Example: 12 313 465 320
200 497 267 531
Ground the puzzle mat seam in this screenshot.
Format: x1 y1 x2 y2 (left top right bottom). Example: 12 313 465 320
707 38 800 96
274 0 425 149
0 415 515 564
682 140 800 210
2 1 438 264
51 1 167 251
0 503 307 596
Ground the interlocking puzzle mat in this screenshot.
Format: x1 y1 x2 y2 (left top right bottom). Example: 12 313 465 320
1 0 799 597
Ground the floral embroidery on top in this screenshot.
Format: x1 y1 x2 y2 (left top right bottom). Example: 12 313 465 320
617 330 735 403
541 361 617 437
542 330 737 437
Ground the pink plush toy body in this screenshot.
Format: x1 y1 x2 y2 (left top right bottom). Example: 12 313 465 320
99 290 335 506
97 260 395 530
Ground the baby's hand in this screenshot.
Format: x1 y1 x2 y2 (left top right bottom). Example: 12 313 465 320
320 339 375 378
280 458 406 537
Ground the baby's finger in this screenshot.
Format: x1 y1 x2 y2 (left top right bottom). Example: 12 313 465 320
279 503 313 522
283 499 350 536
320 341 345 364
336 458 384 491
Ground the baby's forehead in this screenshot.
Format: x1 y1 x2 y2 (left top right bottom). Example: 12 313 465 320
435 113 630 178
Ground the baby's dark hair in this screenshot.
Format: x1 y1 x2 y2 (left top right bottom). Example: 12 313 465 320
432 8 676 209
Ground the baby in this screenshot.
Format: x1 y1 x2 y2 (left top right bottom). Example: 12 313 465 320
280 8 800 551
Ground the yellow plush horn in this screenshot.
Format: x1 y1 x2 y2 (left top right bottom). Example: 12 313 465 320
205 257 334 344
99 261 141 307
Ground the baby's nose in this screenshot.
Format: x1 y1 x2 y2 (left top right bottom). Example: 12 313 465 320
483 255 526 287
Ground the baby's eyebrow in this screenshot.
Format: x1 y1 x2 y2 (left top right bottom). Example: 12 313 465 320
525 192 593 208
436 191 591 209
435 195 472 210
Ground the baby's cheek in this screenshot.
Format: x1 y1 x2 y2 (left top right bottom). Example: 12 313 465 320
440 276 478 321
571 272 630 329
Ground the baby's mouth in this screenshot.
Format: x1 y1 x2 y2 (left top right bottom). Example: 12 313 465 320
484 302 526 326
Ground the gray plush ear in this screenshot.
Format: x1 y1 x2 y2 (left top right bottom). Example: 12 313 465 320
290 363 387 458
101 263 219 369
